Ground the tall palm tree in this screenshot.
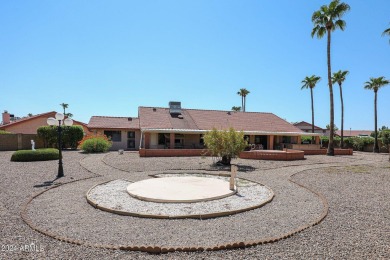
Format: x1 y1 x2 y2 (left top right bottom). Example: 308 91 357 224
311 0 350 156
364 77 390 153
383 25 390 43
301 75 321 142
60 103 69 115
231 106 241 112
237 88 250 112
332 70 349 148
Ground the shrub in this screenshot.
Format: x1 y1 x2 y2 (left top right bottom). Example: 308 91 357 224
0 130 11 134
11 148 59 162
79 135 112 153
301 136 313 144
203 127 247 165
62 126 84 149
37 125 84 149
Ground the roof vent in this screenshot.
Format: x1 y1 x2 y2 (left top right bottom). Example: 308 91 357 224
128 117 132 121
152 108 157 112
177 114 184 119
227 111 231 115
169 101 181 115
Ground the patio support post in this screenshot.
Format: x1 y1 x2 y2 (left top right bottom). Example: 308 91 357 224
268 135 274 150
315 136 320 145
170 133 175 149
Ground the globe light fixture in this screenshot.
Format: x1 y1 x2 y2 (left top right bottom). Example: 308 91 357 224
47 112 73 178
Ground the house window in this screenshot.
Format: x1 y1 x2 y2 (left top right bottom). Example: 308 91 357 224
104 131 121 142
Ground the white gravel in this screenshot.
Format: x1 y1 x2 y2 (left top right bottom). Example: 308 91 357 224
87 175 273 218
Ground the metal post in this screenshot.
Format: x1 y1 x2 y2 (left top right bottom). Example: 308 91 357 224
57 120 64 178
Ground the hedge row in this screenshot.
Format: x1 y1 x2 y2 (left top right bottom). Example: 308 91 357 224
37 125 84 149
11 148 59 162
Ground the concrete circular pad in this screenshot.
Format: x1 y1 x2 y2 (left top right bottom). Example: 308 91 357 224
127 176 236 203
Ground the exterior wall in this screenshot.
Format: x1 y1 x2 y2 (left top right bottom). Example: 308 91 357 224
2 117 50 134
239 149 304 161
139 148 208 157
0 134 44 151
93 129 140 151
303 148 353 155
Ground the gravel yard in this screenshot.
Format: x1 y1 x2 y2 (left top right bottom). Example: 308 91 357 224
0 150 389 259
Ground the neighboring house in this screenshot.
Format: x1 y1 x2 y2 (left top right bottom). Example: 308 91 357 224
87 116 140 151
293 121 329 136
336 130 372 138
0 111 90 134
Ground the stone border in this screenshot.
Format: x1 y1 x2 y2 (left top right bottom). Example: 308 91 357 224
85 175 273 219
20 156 329 254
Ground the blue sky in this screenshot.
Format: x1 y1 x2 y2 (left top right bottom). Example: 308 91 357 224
1 0 389 130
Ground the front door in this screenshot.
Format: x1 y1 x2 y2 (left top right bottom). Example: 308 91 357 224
127 131 135 149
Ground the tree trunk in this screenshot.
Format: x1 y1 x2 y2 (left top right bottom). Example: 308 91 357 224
221 155 231 165
374 91 379 153
327 30 335 156
311 87 315 143
339 83 344 148
241 96 244 112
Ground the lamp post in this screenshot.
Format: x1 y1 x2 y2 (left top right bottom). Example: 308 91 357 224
47 112 73 178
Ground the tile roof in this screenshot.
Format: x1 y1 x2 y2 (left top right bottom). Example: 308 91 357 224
294 121 325 130
88 116 140 129
0 111 88 129
139 107 304 133
336 130 372 137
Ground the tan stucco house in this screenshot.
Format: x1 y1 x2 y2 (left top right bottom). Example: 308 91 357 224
88 102 320 153
0 111 89 134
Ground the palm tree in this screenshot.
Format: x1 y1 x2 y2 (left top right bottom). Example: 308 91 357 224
383 25 390 43
332 70 349 148
364 77 390 153
231 106 241 112
311 0 350 156
66 113 73 118
237 88 250 112
301 75 321 143
60 103 69 115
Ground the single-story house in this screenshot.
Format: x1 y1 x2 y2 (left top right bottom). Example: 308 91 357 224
87 116 141 151
0 111 90 134
336 130 373 138
88 102 320 153
293 121 329 136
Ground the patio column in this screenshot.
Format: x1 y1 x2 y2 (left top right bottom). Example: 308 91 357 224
268 135 274 150
144 133 150 149
315 136 320 145
170 133 175 149
297 136 302 144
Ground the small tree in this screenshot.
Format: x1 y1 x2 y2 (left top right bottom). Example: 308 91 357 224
203 127 247 165
231 106 241 112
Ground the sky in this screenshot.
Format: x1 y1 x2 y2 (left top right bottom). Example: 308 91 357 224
0 0 389 130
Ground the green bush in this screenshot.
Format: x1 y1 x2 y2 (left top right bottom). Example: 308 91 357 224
11 148 59 162
37 125 84 149
0 130 11 134
80 137 112 153
62 126 84 149
203 127 247 165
